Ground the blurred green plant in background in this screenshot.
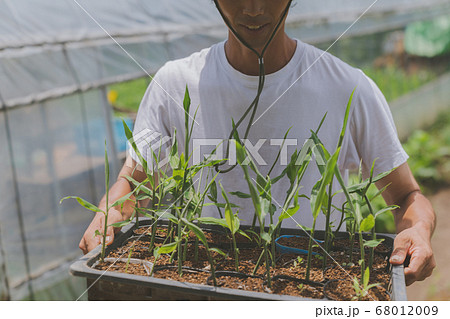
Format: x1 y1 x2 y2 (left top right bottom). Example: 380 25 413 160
403 112 450 194
363 66 436 102
108 77 151 115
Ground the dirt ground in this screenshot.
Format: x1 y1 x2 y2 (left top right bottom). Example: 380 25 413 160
406 187 450 300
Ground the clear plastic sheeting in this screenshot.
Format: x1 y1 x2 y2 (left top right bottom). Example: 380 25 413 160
1 0 449 50
1 0 450 300
0 92 116 300
0 46 77 107
1 0 449 109
0 0 223 49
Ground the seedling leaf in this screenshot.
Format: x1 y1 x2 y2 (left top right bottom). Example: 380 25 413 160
360 214 375 232
363 238 384 248
229 191 251 199
60 196 104 213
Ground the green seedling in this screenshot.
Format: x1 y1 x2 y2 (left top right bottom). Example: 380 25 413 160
306 90 353 279
182 218 226 286
198 181 247 272
297 283 305 294
125 244 135 273
293 256 304 268
61 143 135 262
352 267 381 300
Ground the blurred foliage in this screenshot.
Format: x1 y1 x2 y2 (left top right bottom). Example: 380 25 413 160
108 77 151 114
403 112 450 194
363 66 436 102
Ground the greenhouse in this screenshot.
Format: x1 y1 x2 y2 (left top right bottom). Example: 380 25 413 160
0 0 449 301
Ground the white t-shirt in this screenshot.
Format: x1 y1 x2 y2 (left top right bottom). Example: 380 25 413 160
130 39 408 229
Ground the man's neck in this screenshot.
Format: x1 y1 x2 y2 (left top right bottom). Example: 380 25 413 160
224 31 296 76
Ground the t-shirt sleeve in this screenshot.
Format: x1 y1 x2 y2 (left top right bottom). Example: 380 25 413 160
340 71 409 177
127 68 173 171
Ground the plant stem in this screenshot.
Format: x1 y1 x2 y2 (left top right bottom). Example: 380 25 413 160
194 237 199 262
150 256 158 276
335 202 347 233
271 237 276 268
364 194 375 271
149 220 157 252
207 250 217 286
169 250 175 264
177 219 183 276
305 220 316 281
148 206 157 252
252 249 265 276
323 181 333 270
135 208 139 228
251 213 257 229
168 221 174 242
101 212 108 262
125 245 134 273
264 243 271 289
183 238 188 262
149 189 158 252
349 222 355 264
275 223 282 240
359 231 365 286
232 233 239 272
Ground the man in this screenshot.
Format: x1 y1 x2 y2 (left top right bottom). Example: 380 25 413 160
79 0 435 286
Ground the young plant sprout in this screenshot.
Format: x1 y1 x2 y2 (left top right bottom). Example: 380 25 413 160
125 243 135 273
293 256 304 268
352 267 381 300
67 84 402 300
304 90 354 281
119 86 224 277
182 218 226 286
234 137 273 287
197 181 246 272
232 127 313 287
61 143 136 262
297 283 305 294
346 160 398 271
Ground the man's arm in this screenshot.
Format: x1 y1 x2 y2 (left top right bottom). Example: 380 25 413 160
376 162 436 286
79 157 150 254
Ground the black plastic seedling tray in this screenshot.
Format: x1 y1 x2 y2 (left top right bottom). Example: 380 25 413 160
70 219 407 301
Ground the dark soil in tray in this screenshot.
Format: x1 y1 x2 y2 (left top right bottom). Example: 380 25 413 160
275 254 324 282
214 275 266 293
153 267 210 285
270 278 324 299
324 279 390 301
216 248 266 275
95 231 392 300
323 264 390 284
94 260 149 276
333 237 392 254
134 226 168 238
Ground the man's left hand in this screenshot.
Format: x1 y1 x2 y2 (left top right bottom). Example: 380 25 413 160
389 225 436 286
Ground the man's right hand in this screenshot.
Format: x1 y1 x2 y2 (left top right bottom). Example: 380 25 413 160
79 209 124 254
78 158 151 254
